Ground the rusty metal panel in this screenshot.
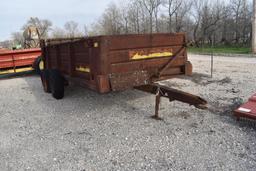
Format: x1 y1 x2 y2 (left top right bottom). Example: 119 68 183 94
43 33 189 93
107 33 185 50
110 70 151 91
97 75 111 93
110 58 185 73
107 34 187 84
109 46 186 64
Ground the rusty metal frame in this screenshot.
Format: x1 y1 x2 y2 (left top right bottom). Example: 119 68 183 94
157 46 186 77
136 83 207 119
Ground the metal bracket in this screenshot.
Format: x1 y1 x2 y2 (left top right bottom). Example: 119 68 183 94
157 46 185 77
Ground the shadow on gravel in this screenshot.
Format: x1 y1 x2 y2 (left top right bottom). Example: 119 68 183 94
0 71 35 80
22 74 256 128
179 72 256 129
22 75 156 119
183 72 232 86
208 97 256 130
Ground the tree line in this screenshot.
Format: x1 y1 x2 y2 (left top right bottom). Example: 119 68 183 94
1 0 252 49
92 0 252 47
9 17 86 48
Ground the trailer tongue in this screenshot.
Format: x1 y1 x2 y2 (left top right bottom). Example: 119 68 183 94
136 83 207 119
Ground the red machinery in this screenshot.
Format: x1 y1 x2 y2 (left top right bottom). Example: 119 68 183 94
0 48 41 75
234 94 256 121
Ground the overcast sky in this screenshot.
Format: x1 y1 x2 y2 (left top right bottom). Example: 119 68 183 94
1 0 253 41
0 0 117 41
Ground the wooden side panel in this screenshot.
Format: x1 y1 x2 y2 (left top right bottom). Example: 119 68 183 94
58 43 70 74
44 33 190 93
107 33 185 50
48 46 58 69
108 45 185 64
110 57 186 73
105 33 188 91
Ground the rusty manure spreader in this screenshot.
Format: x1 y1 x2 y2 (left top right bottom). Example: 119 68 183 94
37 33 207 119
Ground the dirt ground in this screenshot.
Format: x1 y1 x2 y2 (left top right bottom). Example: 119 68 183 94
0 54 256 171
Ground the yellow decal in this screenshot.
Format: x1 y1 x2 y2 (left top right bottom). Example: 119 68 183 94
132 52 173 60
94 42 99 48
0 67 33 75
76 66 90 73
129 48 173 60
39 60 44 70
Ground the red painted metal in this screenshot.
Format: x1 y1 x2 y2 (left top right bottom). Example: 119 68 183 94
0 48 41 69
0 48 9 53
234 94 256 120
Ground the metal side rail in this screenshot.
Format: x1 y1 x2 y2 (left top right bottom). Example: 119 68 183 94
135 83 208 119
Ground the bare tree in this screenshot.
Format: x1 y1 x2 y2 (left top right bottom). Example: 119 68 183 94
0 40 12 49
94 3 124 35
191 0 205 47
22 17 52 39
253 0 256 53
12 32 25 47
201 1 223 44
84 25 89 36
173 0 192 32
1 0 253 49
64 21 83 38
51 27 66 38
127 1 142 33
88 0 252 47
139 0 162 33
230 0 243 43
153 0 162 32
164 0 183 32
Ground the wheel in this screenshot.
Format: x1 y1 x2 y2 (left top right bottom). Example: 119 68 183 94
40 69 51 93
34 56 44 75
49 69 64 100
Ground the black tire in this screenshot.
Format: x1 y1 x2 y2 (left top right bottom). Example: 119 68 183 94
40 69 51 93
34 56 43 75
49 69 64 100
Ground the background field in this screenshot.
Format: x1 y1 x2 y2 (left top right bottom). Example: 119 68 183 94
189 46 251 55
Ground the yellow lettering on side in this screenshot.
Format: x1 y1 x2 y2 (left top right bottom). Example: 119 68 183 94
76 66 90 73
0 67 33 75
94 42 99 48
132 52 173 60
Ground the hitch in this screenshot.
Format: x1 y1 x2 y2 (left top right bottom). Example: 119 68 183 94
136 83 208 119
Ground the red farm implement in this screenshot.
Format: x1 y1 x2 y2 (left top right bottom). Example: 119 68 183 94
0 48 41 75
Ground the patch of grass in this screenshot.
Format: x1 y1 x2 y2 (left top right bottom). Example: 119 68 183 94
188 45 251 54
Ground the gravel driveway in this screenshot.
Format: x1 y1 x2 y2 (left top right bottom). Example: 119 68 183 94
0 54 256 171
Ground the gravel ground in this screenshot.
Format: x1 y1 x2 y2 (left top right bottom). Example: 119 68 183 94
0 54 256 171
